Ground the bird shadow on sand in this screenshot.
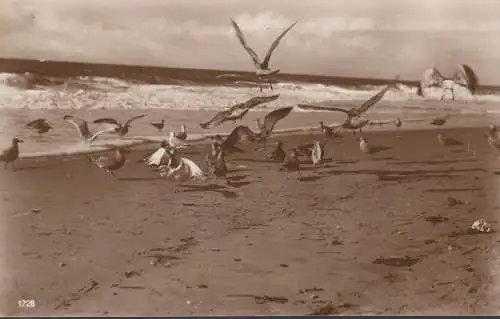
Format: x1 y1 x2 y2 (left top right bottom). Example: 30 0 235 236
119 176 165 181
298 175 326 182
235 158 276 164
323 167 486 177
14 165 48 172
392 159 478 166
226 180 259 188
179 183 238 199
424 187 482 193
226 174 250 181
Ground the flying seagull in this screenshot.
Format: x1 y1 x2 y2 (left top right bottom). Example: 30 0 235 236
159 156 207 192
230 19 298 91
200 94 280 129
297 76 399 118
88 148 127 179
417 64 479 100
25 118 52 135
63 115 94 141
93 114 145 137
255 106 294 141
0 138 23 171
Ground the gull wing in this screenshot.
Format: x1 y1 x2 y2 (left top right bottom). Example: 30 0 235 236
87 126 117 142
230 19 261 66
124 114 146 126
358 80 397 114
63 115 92 139
453 64 479 93
262 21 299 69
262 106 294 132
418 67 446 96
222 125 258 149
144 147 168 167
297 104 351 114
228 94 280 112
180 158 206 181
25 118 47 128
93 118 120 126
200 111 231 129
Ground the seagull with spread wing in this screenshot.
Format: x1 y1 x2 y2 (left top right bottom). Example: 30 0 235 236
92 114 145 137
200 94 280 129
297 76 399 118
416 64 479 100
25 118 52 135
63 115 95 141
158 153 207 193
230 19 298 91
255 106 294 141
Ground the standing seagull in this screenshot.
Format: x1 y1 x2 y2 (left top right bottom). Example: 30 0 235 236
359 136 390 155
175 124 188 141
230 19 298 91
280 148 302 180
150 120 165 132
200 94 280 129
88 148 127 179
319 121 340 138
297 76 399 118
25 118 52 135
93 115 145 137
437 133 464 147
0 138 23 171
206 142 228 178
310 140 327 167
267 140 287 162
417 64 479 100
486 125 500 154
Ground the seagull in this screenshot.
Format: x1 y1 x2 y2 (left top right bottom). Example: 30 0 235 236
63 115 94 141
143 140 171 168
150 120 165 132
339 115 371 135
230 19 298 91
25 118 52 135
359 136 390 155
417 64 479 100
430 114 451 127
437 133 464 147
280 148 302 180
88 148 127 179
297 76 399 118
0 138 23 171
175 123 188 141
217 125 257 153
206 142 228 178
310 140 327 167
159 157 207 192
200 94 280 129
319 121 341 138
255 106 294 141
486 125 500 154
93 114 145 137
267 140 287 162
394 117 402 128
167 131 189 149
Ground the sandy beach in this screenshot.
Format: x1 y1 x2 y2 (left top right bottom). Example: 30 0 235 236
1 124 500 316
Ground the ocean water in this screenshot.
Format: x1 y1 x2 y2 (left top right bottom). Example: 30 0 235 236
0 59 499 158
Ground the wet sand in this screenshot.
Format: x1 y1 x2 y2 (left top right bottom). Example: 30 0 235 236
1 125 500 316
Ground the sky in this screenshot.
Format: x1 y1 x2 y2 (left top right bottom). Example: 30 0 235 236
1 0 500 84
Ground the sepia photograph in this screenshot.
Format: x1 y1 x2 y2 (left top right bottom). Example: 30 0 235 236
0 0 500 315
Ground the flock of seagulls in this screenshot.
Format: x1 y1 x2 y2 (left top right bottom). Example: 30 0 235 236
0 18 492 190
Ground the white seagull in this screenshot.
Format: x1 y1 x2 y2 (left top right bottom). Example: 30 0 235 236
230 18 298 91
159 157 207 192
167 131 190 149
417 64 479 100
